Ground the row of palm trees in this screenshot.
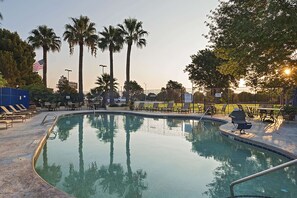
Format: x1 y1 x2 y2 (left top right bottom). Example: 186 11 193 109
28 15 148 104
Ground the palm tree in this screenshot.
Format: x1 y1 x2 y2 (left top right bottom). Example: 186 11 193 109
95 73 118 106
118 18 148 104
98 26 124 104
63 15 98 95
28 25 61 87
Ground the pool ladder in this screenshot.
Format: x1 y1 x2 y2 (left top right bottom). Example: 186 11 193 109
198 106 212 122
41 113 57 125
230 158 297 197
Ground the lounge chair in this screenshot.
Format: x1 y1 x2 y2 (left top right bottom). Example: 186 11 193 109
0 114 13 129
0 106 26 122
161 102 174 112
220 104 227 115
149 103 159 111
135 102 144 111
178 103 190 113
9 105 32 117
16 104 37 113
229 110 252 134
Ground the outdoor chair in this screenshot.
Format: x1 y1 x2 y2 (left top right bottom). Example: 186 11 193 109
229 109 252 134
0 106 26 122
135 102 145 111
204 104 216 115
15 104 37 114
161 102 174 112
0 114 13 129
178 103 190 113
149 103 159 111
197 105 203 113
245 106 254 118
237 104 244 111
220 104 227 115
9 105 32 117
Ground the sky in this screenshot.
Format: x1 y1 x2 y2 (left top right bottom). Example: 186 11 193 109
1 0 222 92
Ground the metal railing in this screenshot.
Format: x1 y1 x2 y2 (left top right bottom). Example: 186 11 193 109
41 113 57 125
199 106 214 122
230 159 297 197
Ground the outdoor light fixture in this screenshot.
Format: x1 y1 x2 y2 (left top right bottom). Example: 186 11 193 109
65 69 72 80
99 64 107 74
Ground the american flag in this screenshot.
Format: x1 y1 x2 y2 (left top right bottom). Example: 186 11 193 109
33 59 44 72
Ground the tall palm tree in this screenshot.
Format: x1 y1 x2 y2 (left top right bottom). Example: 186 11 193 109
28 25 61 87
98 26 124 104
63 15 98 95
118 18 148 104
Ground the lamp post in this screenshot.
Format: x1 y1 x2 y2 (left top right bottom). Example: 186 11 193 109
65 69 72 81
144 83 147 101
99 64 107 74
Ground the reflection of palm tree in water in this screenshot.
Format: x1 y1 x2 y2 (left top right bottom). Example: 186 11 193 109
63 115 100 198
123 115 147 197
185 121 297 197
98 115 126 195
35 142 62 186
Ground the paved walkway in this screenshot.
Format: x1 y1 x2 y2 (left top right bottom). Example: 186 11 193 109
219 116 297 158
0 110 296 197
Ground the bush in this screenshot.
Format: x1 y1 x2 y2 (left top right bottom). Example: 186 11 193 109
109 103 120 107
283 105 297 115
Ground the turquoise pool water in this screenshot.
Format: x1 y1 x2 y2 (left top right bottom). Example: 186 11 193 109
35 113 297 198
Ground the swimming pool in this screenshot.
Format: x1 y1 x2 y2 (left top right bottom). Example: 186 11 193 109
35 113 297 198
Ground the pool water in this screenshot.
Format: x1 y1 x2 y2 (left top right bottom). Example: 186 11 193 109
35 113 297 198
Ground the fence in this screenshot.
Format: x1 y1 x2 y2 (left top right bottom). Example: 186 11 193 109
0 88 29 108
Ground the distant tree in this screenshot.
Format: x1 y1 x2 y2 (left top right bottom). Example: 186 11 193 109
56 75 77 95
94 73 118 106
98 26 124 104
0 29 41 87
28 25 61 87
123 80 144 101
0 72 7 87
22 83 54 106
63 15 98 95
206 0 297 78
156 80 185 102
0 51 19 85
118 18 148 104
184 49 237 91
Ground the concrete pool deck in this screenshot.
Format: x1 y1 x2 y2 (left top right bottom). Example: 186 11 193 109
0 110 296 197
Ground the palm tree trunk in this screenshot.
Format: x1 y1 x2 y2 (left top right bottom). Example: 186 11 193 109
79 43 84 95
125 44 132 104
109 115 114 167
78 117 84 178
109 49 115 104
126 129 132 177
43 47 47 87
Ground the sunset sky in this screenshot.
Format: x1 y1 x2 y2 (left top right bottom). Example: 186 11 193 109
1 0 221 92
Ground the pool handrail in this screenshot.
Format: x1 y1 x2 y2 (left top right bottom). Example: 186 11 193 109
41 113 57 125
230 158 297 197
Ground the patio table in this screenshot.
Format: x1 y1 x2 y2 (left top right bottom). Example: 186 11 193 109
257 107 282 122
